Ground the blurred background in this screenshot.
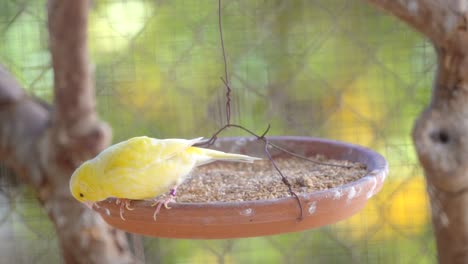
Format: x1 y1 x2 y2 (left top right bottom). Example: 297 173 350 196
0 0 436 263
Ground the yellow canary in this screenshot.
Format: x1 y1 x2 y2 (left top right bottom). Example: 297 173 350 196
69 136 260 219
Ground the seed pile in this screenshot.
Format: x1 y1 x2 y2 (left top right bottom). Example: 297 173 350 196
173 155 367 203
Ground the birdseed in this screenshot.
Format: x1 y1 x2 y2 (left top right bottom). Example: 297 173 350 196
174 155 367 203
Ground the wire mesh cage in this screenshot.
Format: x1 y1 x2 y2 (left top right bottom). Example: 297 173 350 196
0 0 436 263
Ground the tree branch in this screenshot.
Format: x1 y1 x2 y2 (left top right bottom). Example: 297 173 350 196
0 0 137 263
365 0 468 46
364 0 468 263
48 0 110 169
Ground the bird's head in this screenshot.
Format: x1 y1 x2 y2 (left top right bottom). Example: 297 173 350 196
70 160 106 204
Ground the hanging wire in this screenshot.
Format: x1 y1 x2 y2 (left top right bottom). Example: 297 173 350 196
197 0 361 220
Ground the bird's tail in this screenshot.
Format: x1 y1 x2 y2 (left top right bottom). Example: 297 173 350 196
192 147 261 166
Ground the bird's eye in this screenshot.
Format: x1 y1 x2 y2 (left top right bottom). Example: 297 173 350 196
79 193 84 198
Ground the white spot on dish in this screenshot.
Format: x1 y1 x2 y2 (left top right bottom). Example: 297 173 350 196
240 208 254 216
347 187 357 202
105 208 111 216
333 190 343 200
308 201 317 215
355 186 362 196
366 177 378 199
382 165 389 181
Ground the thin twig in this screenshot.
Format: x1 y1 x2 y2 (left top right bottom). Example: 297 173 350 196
204 0 353 221
268 143 351 168
198 124 351 169
263 138 304 219
218 0 231 124
198 124 305 219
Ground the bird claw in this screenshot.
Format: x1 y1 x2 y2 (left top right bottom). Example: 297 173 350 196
120 209 126 221
116 198 133 220
126 203 134 211
151 196 176 221
164 197 174 209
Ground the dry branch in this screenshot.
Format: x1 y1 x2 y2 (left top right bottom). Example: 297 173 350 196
364 0 468 263
0 0 137 263
365 0 468 44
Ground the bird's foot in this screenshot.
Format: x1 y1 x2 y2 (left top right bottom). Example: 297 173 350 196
151 188 177 221
115 198 134 220
151 196 176 221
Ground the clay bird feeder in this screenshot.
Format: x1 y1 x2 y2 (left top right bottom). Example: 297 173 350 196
93 136 388 239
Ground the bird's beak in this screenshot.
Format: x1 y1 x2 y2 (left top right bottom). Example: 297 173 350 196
83 201 94 209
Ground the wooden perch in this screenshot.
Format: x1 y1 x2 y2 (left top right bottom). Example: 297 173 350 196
365 0 468 263
0 0 136 263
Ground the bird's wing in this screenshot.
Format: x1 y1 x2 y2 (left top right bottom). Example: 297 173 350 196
96 137 203 199
99 136 204 173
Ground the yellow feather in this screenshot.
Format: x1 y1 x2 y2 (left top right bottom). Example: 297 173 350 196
69 136 261 203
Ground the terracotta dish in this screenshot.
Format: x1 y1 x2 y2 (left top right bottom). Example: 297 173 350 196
93 136 388 239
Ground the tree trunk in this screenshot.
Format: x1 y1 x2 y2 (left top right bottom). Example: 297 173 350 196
364 0 468 263
0 0 137 263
